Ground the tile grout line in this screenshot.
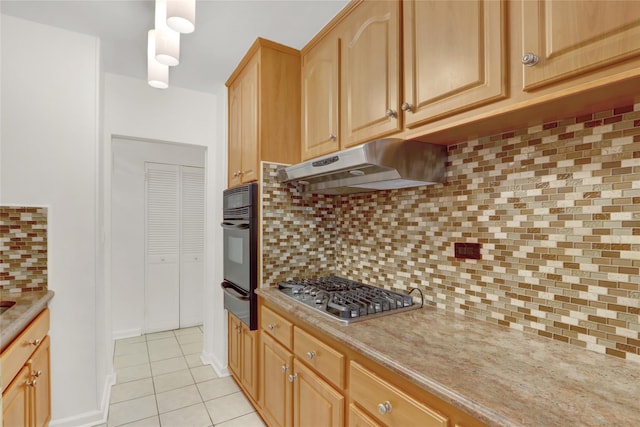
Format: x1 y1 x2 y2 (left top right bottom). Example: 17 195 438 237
147 331 162 427
111 327 245 427
180 329 216 426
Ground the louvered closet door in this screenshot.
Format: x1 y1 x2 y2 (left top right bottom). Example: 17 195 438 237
145 162 180 332
179 166 205 327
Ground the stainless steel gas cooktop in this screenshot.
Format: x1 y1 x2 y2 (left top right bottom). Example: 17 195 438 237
278 276 421 324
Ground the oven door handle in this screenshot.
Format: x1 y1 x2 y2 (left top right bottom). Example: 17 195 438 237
221 282 250 301
220 221 250 230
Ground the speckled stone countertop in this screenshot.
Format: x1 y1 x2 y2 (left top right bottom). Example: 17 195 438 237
0 290 54 351
257 287 639 427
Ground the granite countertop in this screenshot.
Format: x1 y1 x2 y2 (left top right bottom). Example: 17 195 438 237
0 290 54 351
257 287 640 427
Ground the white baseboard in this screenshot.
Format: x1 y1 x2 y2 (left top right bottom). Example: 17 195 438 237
201 350 229 377
180 319 203 329
49 371 116 427
112 328 142 340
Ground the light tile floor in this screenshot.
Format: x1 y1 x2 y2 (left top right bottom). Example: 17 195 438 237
96 326 266 427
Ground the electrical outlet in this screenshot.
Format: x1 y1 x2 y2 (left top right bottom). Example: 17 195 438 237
454 242 481 260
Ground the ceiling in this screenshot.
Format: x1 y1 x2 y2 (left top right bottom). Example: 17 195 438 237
0 0 349 93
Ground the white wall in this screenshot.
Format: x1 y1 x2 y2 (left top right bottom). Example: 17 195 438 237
1 15 107 425
103 73 229 375
205 84 229 376
1 14 229 425
111 137 205 337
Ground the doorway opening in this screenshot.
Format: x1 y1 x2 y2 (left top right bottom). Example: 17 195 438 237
111 136 206 336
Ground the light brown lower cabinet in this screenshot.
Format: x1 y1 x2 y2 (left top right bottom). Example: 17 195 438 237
292 359 344 427
2 365 30 426
260 332 292 427
227 312 259 401
1 309 51 427
28 335 51 427
254 299 489 427
260 308 347 427
260 328 345 427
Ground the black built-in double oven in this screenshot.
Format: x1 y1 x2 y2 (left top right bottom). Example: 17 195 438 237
221 183 258 330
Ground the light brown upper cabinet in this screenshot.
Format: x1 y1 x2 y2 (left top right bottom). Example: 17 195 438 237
521 0 640 91
307 0 506 151
228 56 258 187
299 0 640 147
402 0 507 127
226 38 301 187
339 0 401 148
301 34 340 161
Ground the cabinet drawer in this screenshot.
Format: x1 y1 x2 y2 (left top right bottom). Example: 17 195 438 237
1 308 50 389
261 306 293 349
350 361 448 427
294 326 345 389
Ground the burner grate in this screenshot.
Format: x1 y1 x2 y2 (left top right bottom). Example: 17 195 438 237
278 276 419 324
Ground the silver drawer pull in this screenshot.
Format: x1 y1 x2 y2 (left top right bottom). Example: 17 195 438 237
522 52 539 66
288 373 297 382
28 338 41 346
401 102 414 112
306 351 317 360
378 401 392 415
267 323 276 331
281 365 289 373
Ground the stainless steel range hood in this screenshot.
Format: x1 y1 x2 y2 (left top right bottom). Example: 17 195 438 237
277 138 447 195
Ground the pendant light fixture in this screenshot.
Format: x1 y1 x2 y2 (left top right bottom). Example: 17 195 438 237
166 0 196 34
154 0 180 66
148 30 169 89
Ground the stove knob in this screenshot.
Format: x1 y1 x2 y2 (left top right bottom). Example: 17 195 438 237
306 351 317 360
377 401 392 415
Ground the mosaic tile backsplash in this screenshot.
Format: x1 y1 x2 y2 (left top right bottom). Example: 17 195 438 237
0 206 48 292
261 103 640 363
261 166 337 287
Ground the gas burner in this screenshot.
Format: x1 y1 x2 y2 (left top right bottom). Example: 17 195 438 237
278 276 420 324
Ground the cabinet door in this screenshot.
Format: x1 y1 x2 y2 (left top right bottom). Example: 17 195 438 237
261 332 293 427
403 0 506 126
228 313 242 377
340 0 400 148
522 0 640 90
240 57 259 183
30 335 51 427
302 35 340 160
2 365 30 427
292 359 344 427
240 324 259 401
228 80 243 187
